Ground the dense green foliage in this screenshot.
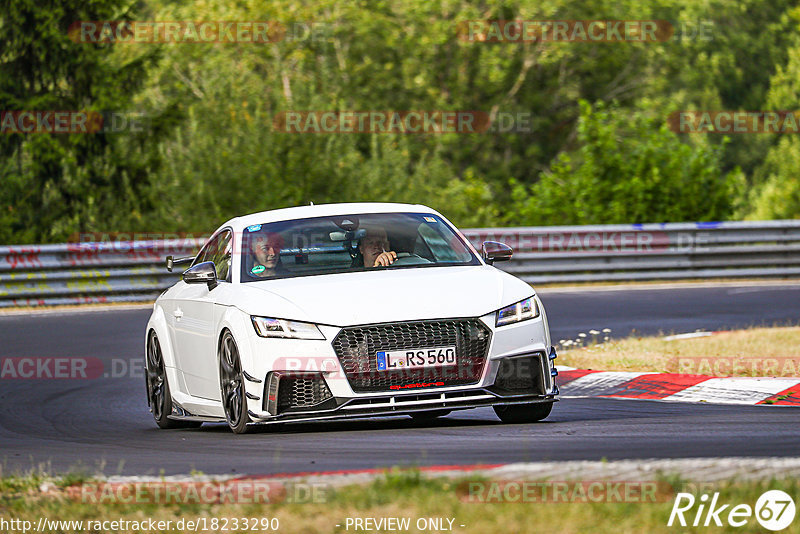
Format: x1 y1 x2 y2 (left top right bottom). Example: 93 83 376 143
0 0 181 243
2 0 800 243
509 101 744 224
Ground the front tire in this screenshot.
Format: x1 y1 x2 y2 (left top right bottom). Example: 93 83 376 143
493 402 553 423
146 331 202 429
219 331 250 434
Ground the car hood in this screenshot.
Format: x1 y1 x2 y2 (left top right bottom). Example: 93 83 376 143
232 265 533 327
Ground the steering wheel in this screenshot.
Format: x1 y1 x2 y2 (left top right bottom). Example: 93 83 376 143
391 253 432 266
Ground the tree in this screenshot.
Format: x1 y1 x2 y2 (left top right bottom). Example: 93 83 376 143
0 0 176 243
507 100 743 225
746 15 800 221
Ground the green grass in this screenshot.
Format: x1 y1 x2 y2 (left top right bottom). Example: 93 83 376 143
1 471 799 533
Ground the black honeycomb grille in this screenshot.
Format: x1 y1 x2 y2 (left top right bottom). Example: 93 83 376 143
493 354 545 394
277 374 333 412
332 319 491 392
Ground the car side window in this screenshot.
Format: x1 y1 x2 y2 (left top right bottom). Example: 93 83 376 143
194 230 232 281
193 237 215 266
209 231 232 281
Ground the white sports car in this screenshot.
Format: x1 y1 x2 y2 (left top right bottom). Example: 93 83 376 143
145 203 558 433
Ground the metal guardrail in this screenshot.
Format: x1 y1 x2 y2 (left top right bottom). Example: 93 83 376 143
1 220 799 307
0 239 203 308
465 219 800 284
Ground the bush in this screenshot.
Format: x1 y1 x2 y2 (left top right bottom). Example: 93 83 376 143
506 101 744 225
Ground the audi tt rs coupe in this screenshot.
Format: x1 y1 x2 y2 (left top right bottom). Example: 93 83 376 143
144 203 558 433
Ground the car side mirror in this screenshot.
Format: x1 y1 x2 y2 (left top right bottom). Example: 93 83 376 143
183 261 218 289
482 241 513 265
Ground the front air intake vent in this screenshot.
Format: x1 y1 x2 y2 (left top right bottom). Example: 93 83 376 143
491 353 546 395
264 372 334 415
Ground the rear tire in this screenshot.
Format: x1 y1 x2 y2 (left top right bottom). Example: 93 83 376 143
146 331 202 429
219 331 251 434
410 410 451 420
493 402 553 423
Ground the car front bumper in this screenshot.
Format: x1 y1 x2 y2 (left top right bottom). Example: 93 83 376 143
168 312 560 424
238 311 558 424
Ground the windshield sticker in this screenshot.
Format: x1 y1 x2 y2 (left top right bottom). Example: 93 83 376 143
251 265 266 274
423 216 437 223
246 224 262 232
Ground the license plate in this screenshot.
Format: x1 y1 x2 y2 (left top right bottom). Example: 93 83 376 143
376 347 456 371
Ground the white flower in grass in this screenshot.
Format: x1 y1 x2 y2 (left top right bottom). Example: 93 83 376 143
578 333 587 338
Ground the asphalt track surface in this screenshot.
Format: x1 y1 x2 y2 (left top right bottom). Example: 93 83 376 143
1 283 799 476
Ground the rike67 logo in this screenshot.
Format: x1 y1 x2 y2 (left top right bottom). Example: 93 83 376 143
668 490 796 531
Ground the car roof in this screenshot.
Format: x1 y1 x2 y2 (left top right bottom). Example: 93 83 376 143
220 202 440 232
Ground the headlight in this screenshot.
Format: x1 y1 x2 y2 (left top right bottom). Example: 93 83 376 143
251 316 325 340
496 297 539 327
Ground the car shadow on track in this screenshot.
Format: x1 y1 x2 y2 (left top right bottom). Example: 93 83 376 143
150 398 706 436
196 411 506 435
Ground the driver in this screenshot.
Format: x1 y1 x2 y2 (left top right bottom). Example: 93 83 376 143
359 225 397 267
249 231 284 277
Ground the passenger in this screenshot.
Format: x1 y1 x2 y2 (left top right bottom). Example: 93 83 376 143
249 232 285 277
359 225 397 267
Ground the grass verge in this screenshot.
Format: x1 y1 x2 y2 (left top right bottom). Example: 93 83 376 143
1 470 799 533
558 326 800 376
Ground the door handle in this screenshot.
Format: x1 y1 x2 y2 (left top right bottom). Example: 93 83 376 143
173 308 184 320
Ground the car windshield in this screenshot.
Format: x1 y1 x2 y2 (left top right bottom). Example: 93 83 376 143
240 212 478 281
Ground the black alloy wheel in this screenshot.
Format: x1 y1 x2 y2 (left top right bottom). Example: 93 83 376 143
219 331 250 434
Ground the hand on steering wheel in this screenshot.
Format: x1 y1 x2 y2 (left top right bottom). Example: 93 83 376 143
373 251 397 267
